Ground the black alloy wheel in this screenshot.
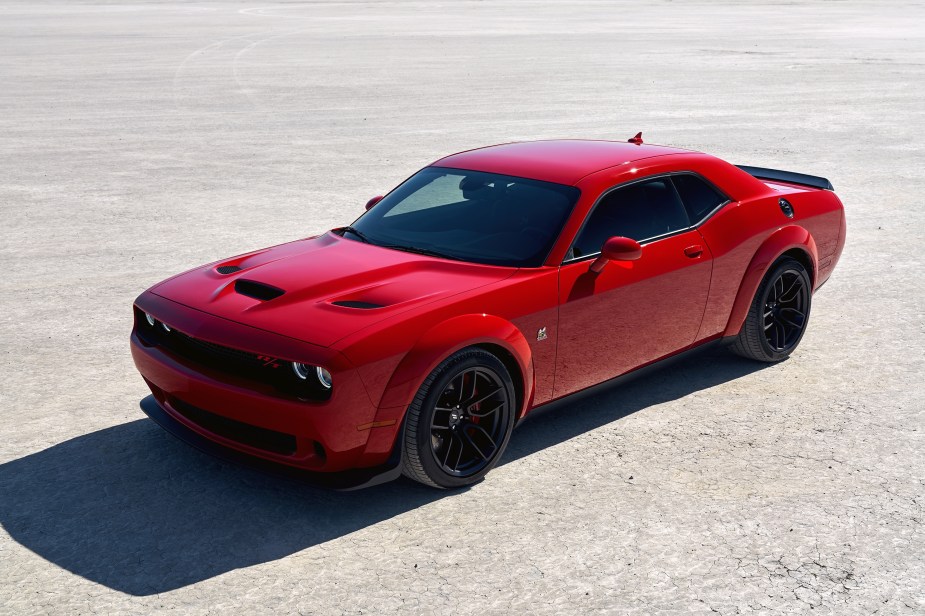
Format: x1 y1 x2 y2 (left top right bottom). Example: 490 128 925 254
401 349 516 488
731 256 813 362
430 367 509 476
762 268 809 352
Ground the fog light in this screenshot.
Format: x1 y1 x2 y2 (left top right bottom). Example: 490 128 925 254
145 312 156 327
316 367 333 389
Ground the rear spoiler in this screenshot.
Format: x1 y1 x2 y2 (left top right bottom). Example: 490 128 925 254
736 165 834 191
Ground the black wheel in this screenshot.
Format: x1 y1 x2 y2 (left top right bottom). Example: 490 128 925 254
731 256 812 362
401 348 516 489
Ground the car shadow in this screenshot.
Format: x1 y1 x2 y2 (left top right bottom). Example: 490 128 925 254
0 348 765 596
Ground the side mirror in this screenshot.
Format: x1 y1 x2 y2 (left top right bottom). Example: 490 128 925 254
589 236 642 273
365 195 384 211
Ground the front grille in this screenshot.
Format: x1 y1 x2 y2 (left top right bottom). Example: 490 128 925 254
134 308 331 401
170 397 297 456
169 329 267 371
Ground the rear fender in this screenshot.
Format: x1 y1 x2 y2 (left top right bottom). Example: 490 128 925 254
723 225 818 338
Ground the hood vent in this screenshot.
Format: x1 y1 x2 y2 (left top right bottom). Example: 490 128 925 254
331 300 384 309
216 265 242 275
235 279 285 301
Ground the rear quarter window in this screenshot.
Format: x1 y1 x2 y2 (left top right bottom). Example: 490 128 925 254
671 174 728 223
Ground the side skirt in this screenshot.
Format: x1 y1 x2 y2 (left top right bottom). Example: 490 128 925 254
518 338 730 424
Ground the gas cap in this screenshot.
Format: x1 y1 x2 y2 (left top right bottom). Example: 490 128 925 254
779 198 795 218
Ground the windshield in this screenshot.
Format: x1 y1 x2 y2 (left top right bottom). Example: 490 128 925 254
343 167 580 267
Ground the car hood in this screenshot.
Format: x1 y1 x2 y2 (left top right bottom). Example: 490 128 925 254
150 232 516 347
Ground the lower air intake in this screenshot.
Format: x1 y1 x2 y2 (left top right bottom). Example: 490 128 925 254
170 396 297 456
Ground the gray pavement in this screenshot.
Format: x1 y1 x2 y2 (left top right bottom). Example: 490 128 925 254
1 1 923 614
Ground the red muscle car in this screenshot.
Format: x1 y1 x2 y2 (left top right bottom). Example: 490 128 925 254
131 137 846 489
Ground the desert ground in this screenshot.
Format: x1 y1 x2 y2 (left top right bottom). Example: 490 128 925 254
1 1 923 614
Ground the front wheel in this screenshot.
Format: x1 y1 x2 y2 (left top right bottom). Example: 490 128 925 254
731 256 812 362
401 348 516 489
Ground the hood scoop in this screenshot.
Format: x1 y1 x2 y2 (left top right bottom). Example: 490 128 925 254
235 279 285 301
216 264 242 275
331 300 384 310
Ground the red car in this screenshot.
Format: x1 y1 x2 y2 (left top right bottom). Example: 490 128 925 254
132 137 846 489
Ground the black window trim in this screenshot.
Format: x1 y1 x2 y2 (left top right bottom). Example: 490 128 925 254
562 171 733 264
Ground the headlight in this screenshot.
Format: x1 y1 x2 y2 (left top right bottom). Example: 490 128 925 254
145 312 156 327
292 362 311 380
292 362 333 389
316 367 333 389
161 322 171 333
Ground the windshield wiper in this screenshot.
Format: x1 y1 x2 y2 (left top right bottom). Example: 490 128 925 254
341 227 459 261
340 226 373 244
379 244 460 261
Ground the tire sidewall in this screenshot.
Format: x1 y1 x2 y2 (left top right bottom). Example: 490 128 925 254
412 351 516 489
756 258 812 361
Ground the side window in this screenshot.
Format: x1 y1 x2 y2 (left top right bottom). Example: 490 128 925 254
671 174 728 223
570 178 690 258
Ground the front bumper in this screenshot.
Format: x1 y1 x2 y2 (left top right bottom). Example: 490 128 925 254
131 292 398 476
139 395 402 490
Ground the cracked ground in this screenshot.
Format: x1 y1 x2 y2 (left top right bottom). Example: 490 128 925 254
0 1 923 614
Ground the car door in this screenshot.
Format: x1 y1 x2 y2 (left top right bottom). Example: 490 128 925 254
554 176 713 398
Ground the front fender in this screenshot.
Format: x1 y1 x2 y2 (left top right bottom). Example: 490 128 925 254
377 313 533 413
357 314 534 465
723 225 818 338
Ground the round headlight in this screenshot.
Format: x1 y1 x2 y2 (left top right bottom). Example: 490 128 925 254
161 322 171 332
292 362 311 380
145 312 156 327
316 367 333 389
292 363 332 389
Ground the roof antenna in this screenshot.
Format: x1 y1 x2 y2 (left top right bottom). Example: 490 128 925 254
628 132 643 145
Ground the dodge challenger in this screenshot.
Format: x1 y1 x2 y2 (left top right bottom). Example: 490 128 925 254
131 136 846 489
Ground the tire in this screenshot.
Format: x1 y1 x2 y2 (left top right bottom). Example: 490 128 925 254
731 256 812 362
401 348 516 489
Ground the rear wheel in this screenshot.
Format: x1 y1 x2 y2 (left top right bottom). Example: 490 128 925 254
401 348 516 489
731 256 812 362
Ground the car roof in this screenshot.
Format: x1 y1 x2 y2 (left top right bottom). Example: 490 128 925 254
432 139 694 186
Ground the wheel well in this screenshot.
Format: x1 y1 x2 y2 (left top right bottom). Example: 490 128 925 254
473 343 525 417
780 248 815 286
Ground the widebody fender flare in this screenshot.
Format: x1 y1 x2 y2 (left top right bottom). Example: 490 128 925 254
723 225 818 338
357 313 535 466
376 314 534 417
